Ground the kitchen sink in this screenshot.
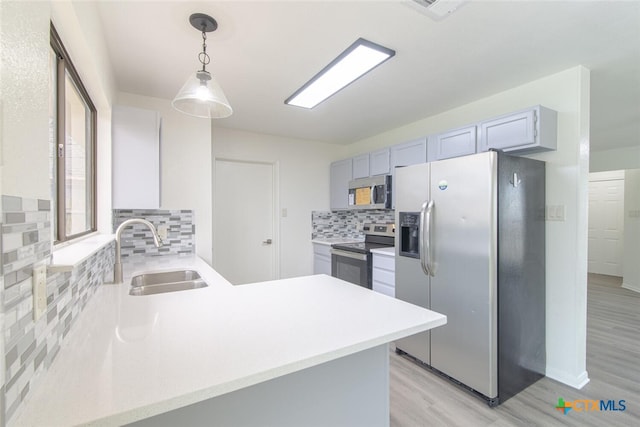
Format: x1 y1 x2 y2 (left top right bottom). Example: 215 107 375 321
129 270 208 296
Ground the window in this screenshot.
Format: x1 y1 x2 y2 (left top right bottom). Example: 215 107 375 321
50 25 96 243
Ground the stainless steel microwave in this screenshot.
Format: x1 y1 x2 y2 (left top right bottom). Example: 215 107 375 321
348 175 392 210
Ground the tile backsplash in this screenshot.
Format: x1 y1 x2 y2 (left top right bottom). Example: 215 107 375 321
311 210 395 239
113 209 195 258
2 195 115 422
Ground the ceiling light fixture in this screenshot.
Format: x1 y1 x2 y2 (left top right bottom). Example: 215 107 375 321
285 38 395 109
408 0 469 21
172 13 232 119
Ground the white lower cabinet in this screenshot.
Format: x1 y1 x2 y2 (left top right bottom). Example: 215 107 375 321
313 243 332 275
372 250 395 297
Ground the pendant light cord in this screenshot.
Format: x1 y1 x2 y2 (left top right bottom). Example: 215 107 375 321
198 30 210 72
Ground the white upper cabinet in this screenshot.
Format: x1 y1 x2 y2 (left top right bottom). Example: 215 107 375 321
327 106 557 211
390 138 428 208
352 153 370 179
390 138 428 169
433 125 477 160
330 158 353 210
112 105 161 209
478 105 557 154
370 148 391 176
352 149 391 178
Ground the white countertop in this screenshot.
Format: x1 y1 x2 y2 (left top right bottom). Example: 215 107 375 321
11 255 445 426
370 247 395 256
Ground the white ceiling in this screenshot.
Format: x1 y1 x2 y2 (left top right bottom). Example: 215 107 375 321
97 1 640 150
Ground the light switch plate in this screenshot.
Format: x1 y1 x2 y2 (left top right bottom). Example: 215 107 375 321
33 264 47 321
546 205 566 222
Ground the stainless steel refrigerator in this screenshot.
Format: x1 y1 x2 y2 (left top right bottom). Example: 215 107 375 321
394 150 545 406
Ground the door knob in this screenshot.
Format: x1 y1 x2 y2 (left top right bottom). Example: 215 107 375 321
263 239 273 244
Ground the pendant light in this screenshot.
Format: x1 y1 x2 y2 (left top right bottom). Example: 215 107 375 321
172 13 232 119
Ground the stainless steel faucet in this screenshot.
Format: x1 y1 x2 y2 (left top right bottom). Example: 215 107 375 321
113 218 164 283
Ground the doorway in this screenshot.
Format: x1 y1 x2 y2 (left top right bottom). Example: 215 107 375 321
213 158 278 284
588 171 625 276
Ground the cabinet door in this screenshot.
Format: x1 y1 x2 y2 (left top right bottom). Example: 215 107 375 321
370 148 390 176
390 138 427 168
479 110 535 152
478 106 557 153
390 138 427 208
330 158 353 210
352 153 370 179
112 105 161 208
433 125 477 160
372 254 395 297
313 244 332 275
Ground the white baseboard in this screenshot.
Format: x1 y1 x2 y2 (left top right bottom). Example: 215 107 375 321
622 281 640 294
546 368 590 389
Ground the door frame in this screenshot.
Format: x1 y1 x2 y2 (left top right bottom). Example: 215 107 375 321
212 157 280 281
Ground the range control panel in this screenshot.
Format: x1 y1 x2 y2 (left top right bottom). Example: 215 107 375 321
362 223 395 237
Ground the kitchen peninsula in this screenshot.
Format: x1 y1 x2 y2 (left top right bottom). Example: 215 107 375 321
10 254 446 426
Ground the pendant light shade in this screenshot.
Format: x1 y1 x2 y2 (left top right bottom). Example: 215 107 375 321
172 13 232 119
172 70 232 118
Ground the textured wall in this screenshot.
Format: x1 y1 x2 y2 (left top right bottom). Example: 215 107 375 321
2 196 115 422
113 209 195 258
311 210 395 239
0 1 51 200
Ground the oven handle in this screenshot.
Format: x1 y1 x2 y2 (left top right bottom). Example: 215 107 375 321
331 248 368 261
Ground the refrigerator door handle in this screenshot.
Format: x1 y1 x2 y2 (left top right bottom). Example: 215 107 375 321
420 200 435 276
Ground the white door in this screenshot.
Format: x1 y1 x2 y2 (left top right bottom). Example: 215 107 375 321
214 159 276 285
588 173 625 276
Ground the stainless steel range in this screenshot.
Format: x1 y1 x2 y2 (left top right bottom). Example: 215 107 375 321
330 223 395 288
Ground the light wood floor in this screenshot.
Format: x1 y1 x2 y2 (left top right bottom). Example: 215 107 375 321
390 273 640 426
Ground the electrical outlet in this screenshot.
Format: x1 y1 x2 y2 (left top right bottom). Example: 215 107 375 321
157 225 169 241
33 264 47 321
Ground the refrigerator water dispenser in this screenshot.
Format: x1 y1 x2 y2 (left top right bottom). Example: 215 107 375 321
399 212 420 258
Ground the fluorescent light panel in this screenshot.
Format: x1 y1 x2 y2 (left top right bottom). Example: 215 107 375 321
285 38 395 109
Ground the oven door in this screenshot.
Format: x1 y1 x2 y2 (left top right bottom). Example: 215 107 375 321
331 249 371 289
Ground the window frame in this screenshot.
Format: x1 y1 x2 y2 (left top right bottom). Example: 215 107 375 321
50 24 97 243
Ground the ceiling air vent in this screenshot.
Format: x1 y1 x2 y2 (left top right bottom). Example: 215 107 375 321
407 0 469 21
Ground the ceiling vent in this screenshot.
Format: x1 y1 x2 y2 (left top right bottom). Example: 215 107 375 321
406 0 469 21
